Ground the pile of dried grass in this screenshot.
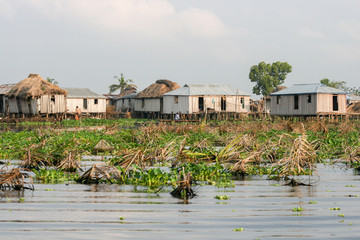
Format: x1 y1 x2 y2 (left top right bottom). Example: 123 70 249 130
0 167 34 190
77 164 122 184
57 151 82 172
271 134 318 178
94 139 113 152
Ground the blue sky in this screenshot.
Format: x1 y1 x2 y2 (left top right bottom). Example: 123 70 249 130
1 0 359 96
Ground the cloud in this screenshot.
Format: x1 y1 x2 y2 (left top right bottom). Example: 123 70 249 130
0 0 18 19
338 20 360 40
299 27 325 39
19 0 231 39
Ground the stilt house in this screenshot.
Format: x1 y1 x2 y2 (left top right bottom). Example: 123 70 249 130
134 80 180 116
64 88 107 116
163 84 250 114
0 84 16 115
114 87 137 112
6 74 67 115
270 83 347 116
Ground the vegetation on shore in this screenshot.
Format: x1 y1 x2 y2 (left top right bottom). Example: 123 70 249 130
1 118 360 195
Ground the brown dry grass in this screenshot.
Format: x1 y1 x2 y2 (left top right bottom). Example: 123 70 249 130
0 167 34 190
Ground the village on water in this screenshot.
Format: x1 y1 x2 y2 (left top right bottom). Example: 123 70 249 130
1 64 360 122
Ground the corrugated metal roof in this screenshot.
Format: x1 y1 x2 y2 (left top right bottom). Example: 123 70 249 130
348 94 360 101
0 84 16 95
270 83 346 96
164 84 250 96
64 88 107 98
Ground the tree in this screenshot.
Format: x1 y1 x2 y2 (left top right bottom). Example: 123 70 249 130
46 77 58 85
249 61 292 96
320 78 360 95
320 78 347 90
109 73 137 94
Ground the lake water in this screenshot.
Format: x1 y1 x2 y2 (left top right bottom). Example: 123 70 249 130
1 164 359 239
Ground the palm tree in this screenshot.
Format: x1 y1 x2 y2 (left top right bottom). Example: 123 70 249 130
46 77 58 85
109 73 137 94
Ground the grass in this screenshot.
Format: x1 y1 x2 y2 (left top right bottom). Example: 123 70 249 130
2 118 360 191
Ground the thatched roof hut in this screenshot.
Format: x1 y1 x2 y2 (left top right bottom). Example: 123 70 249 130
136 80 180 99
7 74 67 99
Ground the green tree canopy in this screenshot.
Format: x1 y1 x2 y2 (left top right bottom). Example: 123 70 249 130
109 73 137 94
320 78 347 90
46 77 58 85
249 61 292 96
320 78 360 95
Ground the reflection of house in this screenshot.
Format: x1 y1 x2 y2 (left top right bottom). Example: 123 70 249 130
64 88 106 115
6 74 67 115
270 83 347 116
0 84 16 114
114 87 137 112
134 80 180 114
163 84 250 114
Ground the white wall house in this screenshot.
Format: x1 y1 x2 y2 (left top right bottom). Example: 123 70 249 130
163 84 251 114
65 88 107 114
115 92 136 112
270 83 347 116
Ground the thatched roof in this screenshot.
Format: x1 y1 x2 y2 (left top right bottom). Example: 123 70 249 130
136 79 180 98
348 102 360 113
7 74 67 99
115 87 137 99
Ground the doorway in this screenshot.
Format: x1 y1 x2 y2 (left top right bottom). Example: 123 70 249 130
332 95 338 111
198 97 204 111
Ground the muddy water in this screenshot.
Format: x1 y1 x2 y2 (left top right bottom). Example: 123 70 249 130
1 164 360 240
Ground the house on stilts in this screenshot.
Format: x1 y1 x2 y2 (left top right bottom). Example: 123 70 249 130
163 84 251 115
64 88 107 118
6 74 67 117
134 80 180 118
114 87 137 113
270 83 347 117
0 84 16 116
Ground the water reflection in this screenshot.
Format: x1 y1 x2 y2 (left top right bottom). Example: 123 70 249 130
0 164 359 239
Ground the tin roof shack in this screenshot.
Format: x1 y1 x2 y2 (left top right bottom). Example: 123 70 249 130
134 80 180 114
270 83 347 116
65 88 107 115
163 84 250 114
6 74 67 115
0 84 16 114
114 87 137 113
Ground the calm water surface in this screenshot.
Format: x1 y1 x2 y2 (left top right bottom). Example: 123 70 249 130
1 164 360 239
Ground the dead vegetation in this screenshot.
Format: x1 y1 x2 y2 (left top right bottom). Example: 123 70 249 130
57 151 82 172
170 168 196 199
77 164 122 184
270 134 318 179
0 167 34 190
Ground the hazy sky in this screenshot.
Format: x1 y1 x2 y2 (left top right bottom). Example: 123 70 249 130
1 0 360 96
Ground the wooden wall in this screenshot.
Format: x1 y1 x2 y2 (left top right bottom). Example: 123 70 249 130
163 95 250 114
134 98 161 112
67 98 106 113
115 98 134 112
270 93 346 116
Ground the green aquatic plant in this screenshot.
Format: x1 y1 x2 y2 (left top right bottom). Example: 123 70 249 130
34 169 78 183
233 227 244 232
215 195 230 200
292 206 303 212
